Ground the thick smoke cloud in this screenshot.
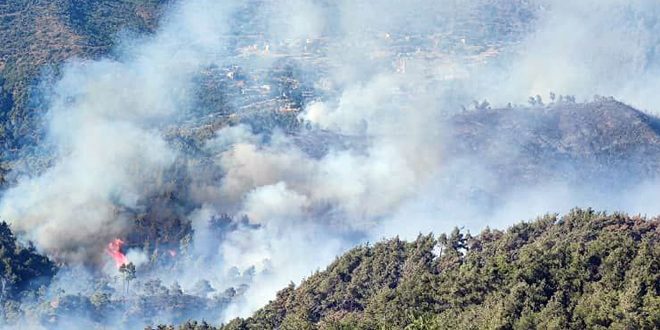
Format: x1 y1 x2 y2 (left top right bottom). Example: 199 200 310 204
0 0 237 263
483 0 660 112
0 0 659 327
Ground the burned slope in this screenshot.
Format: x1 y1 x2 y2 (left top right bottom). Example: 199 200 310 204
448 98 660 191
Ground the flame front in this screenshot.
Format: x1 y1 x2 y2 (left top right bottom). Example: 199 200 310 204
106 238 128 268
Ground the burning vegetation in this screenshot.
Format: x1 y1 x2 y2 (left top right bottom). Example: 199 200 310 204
106 238 129 268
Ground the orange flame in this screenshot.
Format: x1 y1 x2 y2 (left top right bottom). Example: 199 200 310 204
107 239 128 268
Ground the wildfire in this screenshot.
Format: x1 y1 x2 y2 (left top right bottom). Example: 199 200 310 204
106 238 128 268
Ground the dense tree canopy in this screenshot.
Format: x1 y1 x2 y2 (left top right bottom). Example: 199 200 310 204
157 209 659 330
0 221 56 300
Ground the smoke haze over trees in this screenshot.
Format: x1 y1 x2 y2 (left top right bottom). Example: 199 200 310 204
215 210 660 329
0 0 659 328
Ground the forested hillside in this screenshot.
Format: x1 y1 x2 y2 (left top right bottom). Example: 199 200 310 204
2 1 660 329
161 209 659 329
0 0 166 155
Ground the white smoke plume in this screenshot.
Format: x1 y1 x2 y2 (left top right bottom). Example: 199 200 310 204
0 0 237 263
481 0 660 112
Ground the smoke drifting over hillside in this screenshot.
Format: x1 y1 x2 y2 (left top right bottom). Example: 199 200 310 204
0 0 238 263
486 0 660 112
0 0 659 327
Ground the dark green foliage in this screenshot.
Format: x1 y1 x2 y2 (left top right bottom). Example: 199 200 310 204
0 221 56 299
214 209 660 329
